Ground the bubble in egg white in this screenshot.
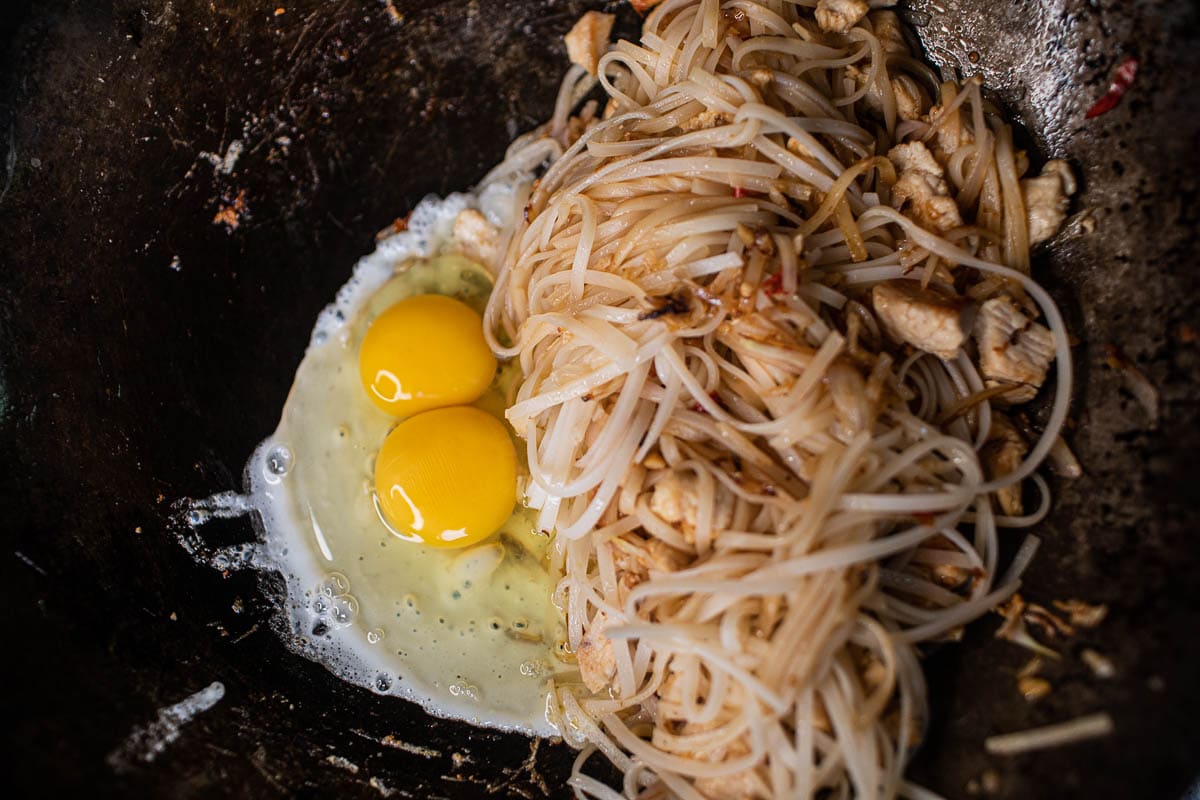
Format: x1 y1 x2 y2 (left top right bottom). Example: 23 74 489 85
328 595 359 628
319 572 350 597
448 682 480 701
265 445 292 480
520 660 549 678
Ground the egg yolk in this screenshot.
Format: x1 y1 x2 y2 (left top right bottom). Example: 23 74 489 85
359 294 496 417
374 406 517 548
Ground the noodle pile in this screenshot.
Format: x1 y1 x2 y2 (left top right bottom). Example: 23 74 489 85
480 1 1073 797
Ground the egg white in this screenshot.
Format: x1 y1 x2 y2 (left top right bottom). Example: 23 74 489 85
245 184 562 735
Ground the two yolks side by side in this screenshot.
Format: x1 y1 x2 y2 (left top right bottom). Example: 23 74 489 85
358 293 517 549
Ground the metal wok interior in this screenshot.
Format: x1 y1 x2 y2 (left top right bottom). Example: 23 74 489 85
2 0 1198 797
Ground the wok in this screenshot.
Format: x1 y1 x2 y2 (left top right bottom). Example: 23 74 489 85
2 0 1198 797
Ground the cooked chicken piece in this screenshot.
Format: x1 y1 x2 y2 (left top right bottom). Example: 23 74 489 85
870 10 908 56
890 139 942 175
892 74 927 121
815 0 869 33
888 141 963 233
679 109 734 132
453 209 500 268
564 11 614 76
925 103 975 160
872 281 969 360
826 360 871 435
651 471 696 526
982 414 1028 515
576 609 617 693
609 534 687 578
918 534 973 589
688 738 771 799
649 470 733 540
845 62 873 97
1022 159 1076 245
608 532 687 603
844 67 927 121
974 295 1056 403
743 68 774 89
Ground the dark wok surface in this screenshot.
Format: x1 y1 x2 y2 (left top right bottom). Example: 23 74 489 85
2 1 1198 797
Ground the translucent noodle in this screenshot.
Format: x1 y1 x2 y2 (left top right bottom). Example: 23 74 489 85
481 2 1072 797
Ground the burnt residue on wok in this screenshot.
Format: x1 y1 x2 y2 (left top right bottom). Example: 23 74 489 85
1 1 1198 798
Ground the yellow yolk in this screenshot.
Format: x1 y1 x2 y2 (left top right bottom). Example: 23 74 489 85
374 406 517 548
358 294 497 417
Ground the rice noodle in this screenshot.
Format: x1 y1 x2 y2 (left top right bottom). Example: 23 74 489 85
480 2 1073 797
984 712 1114 756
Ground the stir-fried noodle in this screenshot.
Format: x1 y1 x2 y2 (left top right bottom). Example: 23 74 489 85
481 1 1072 796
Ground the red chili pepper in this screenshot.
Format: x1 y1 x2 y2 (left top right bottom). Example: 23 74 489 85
732 186 749 198
692 391 722 414
1085 57 1138 119
760 273 786 296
